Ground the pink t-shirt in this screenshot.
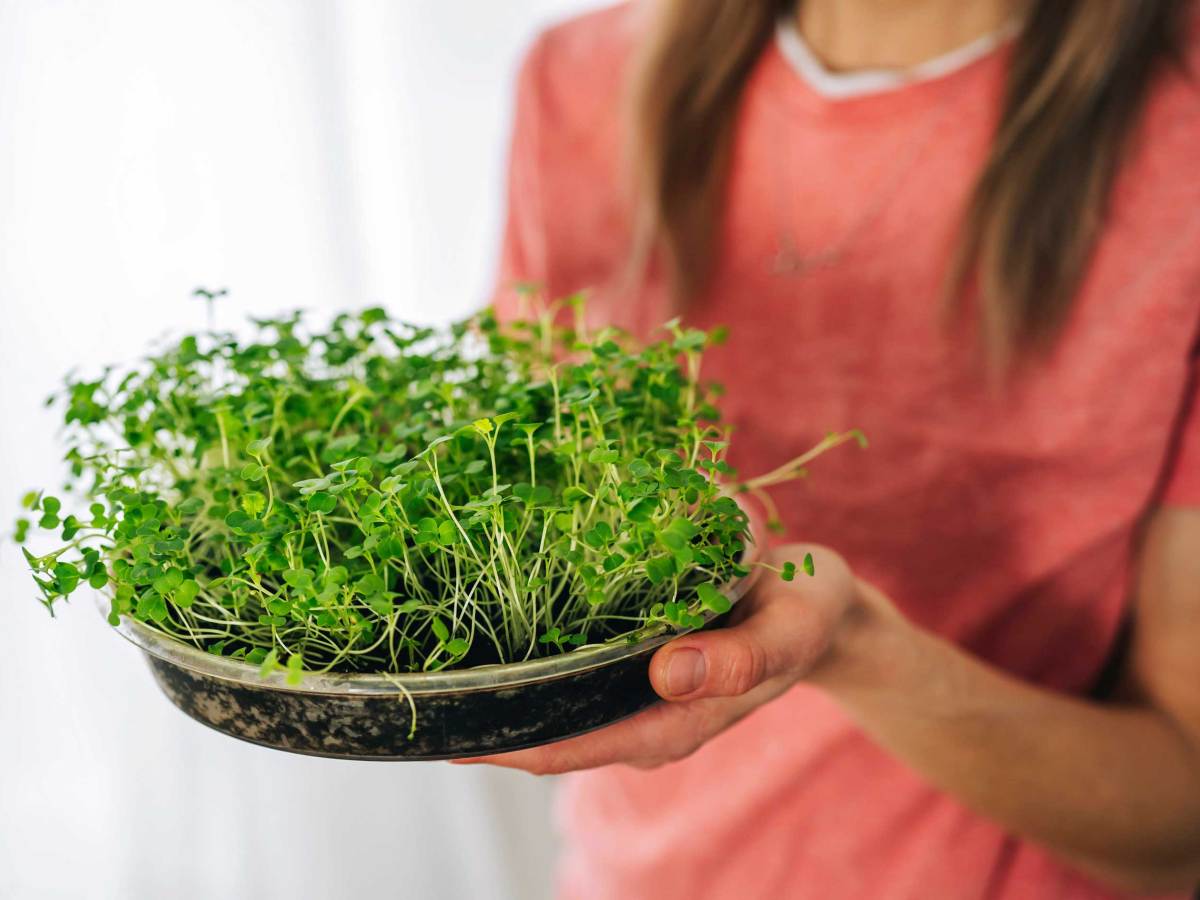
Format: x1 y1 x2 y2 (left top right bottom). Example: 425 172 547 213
494 5 1200 898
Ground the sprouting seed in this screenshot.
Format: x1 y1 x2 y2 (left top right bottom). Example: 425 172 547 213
15 298 862 678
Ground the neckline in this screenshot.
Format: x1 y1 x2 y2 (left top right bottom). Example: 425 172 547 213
775 16 1019 102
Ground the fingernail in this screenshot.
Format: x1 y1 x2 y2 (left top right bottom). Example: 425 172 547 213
666 648 706 696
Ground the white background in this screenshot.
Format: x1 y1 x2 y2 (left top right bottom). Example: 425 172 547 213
0 2 600 897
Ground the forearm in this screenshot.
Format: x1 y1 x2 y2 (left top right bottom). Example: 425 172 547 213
812 587 1200 892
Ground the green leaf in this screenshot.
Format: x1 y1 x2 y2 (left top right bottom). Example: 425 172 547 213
282 568 314 591
152 569 183 595
307 492 336 514
240 463 266 482
626 498 657 523
355 573 384 594
259 648 279 678
241 491 266 517
326 434 361 455
54 562 80 594
645 556 674 585
628 459 654 480
462 460 489 477
224 510 250 531
584 522 613 549
666 517 698 540
136 590 168 623
177 497 205 516
587 446 619 465
437 520 457 545
696 582 731 615
658 529 686 551
366 594 394 616
803 552 815 577
293 476 333 495
174 579 200 608
430 617 449 643
324 566 349 586
562 486 589 504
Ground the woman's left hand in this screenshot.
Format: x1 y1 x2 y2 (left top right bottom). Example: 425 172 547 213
453 544 865 774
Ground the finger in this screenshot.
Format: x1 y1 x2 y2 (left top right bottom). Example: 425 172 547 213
450 685 771 774
450 701 692 774
649 573 841 702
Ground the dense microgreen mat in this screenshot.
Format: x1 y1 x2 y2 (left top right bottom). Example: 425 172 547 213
17 299 856 679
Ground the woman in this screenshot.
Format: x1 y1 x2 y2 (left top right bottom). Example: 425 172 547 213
461 1 1200 897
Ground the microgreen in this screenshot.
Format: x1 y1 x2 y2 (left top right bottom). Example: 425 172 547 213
16 299 860 678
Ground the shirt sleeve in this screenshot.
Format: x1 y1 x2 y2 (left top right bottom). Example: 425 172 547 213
1161 352 1200 506
491 36 550 323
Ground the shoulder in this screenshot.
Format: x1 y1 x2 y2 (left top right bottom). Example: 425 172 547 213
1184 0 1200 68
516 2 642 130
1096 8 1200 347
1147 1 1200 132
502 5 644 297
1115 7 1200 219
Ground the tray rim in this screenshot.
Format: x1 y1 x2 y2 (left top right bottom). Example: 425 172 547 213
102 544 760 697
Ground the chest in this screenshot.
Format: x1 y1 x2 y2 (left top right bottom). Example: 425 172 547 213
687 79 1197 472
539 56 1200 512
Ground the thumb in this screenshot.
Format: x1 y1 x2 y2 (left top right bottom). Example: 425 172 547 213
648 557 848 701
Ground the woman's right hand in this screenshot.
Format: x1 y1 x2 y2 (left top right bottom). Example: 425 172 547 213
455 543 878 774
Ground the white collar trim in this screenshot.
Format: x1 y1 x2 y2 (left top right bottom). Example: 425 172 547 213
775 17 1017 100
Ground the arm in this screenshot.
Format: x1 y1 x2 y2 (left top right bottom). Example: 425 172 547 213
813 505 1200 893
459 508 1200 893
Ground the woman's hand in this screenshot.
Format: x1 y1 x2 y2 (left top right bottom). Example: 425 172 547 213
453 544 867 774
454 510 1200 892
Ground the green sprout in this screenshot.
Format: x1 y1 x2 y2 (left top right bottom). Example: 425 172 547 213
15 300 862 678
192 286 228 331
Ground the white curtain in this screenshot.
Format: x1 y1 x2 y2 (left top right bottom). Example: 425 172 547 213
0 2 600 897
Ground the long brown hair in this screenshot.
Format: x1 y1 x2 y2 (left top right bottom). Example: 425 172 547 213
630 0 1188 363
